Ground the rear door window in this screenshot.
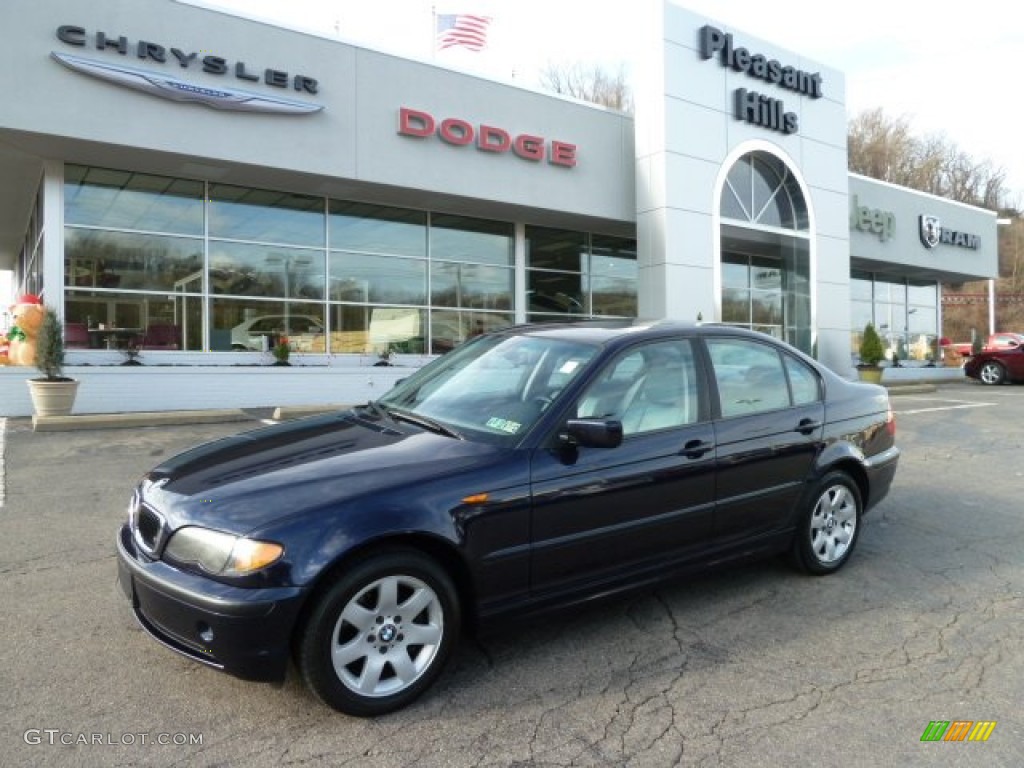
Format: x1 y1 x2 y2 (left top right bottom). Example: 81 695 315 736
784 355 822 405
706 338 791 417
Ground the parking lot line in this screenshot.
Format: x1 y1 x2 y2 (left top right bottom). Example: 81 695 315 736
0 417 5 508
894 399 995 415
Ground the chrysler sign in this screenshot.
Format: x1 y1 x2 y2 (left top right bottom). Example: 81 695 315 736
53 25 322 114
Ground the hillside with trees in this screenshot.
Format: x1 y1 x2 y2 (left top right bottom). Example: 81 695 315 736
847 108 1023 342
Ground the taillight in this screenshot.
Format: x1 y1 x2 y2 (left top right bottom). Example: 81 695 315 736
885 404 896 437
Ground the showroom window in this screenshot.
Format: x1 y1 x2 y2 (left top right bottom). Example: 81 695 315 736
63 165 633 357
849 271 939 364
426 214 514 354
16 181 45 301
327 206 513 355
526 226 637 321
64 166 205 351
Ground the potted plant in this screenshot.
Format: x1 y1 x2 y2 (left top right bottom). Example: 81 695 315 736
271 335 292 366
120 339 143 366
27 308 80 416
856 322 885 384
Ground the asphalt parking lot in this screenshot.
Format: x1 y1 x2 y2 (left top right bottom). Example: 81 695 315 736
1 381 1021 767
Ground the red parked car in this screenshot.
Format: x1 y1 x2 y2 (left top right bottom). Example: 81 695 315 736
945 332 1024 358
964 339 1024 385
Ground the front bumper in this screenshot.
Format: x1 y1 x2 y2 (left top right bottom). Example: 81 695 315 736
116 524 306 682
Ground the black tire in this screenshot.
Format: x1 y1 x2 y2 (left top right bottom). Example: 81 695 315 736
791 471 862 575
977 361 1006 385
297 549 460 716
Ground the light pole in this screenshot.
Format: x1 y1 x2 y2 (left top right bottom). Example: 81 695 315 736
994 218 1012 336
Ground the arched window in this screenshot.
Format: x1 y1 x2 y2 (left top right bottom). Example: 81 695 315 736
719 151 812 353
721 152 808 231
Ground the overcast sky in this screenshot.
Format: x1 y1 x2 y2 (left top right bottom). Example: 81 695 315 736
187 0 1024 204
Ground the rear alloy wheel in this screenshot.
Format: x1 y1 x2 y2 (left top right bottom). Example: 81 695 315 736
978 361 1006 385
297 550 460 716
791 471 862 575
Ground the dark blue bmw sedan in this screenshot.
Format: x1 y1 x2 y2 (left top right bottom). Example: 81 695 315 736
117 321 899 716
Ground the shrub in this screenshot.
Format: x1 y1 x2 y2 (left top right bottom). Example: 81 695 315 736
35 308 68 381
859 323 885 367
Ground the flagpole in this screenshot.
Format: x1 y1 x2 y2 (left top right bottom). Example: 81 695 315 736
431 5 436 62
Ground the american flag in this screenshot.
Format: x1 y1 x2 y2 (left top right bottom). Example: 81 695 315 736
436 14 492 52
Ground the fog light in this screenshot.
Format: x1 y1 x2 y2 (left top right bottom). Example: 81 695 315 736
197 622 214 644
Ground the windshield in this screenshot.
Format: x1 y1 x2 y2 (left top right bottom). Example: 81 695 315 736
378 334 599 444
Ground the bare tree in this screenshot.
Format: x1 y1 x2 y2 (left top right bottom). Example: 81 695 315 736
847 108 916 185
537 61 633 113
849 107 1024 336
848 107 1014 210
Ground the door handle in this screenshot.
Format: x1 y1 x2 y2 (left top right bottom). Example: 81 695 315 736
794 418 822 435
680 439 714 458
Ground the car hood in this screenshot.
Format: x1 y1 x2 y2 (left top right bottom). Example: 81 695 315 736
142 409 508 533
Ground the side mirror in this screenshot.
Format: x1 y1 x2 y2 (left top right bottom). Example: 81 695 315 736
560 418 623 449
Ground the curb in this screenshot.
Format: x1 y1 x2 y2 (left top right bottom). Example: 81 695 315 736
31 408 254 432
27 404 353 432
884 383 938 395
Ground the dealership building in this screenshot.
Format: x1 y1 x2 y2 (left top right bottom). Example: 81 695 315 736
0 0 999 416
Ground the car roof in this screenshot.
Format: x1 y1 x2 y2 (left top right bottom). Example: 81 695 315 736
489 320 831 376
497 319 772 346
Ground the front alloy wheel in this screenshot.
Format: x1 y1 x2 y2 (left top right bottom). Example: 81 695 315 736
978 361 1006 385
297 550 460 716
792 472 862 574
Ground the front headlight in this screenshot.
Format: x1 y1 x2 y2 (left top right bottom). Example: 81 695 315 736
163 526 284 576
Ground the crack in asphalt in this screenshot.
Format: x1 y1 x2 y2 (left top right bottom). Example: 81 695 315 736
1 552 116 576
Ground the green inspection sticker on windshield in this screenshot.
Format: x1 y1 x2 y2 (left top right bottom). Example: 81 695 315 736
485 417 522 434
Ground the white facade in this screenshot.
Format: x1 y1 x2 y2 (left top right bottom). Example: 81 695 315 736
0 0 999 416
0 0 635 264
634 3 853 372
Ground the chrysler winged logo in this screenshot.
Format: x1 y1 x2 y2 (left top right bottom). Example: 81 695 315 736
919 215 941 249
51 52 323 114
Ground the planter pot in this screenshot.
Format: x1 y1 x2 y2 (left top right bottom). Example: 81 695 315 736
856 366 883 384
27 378 80 416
